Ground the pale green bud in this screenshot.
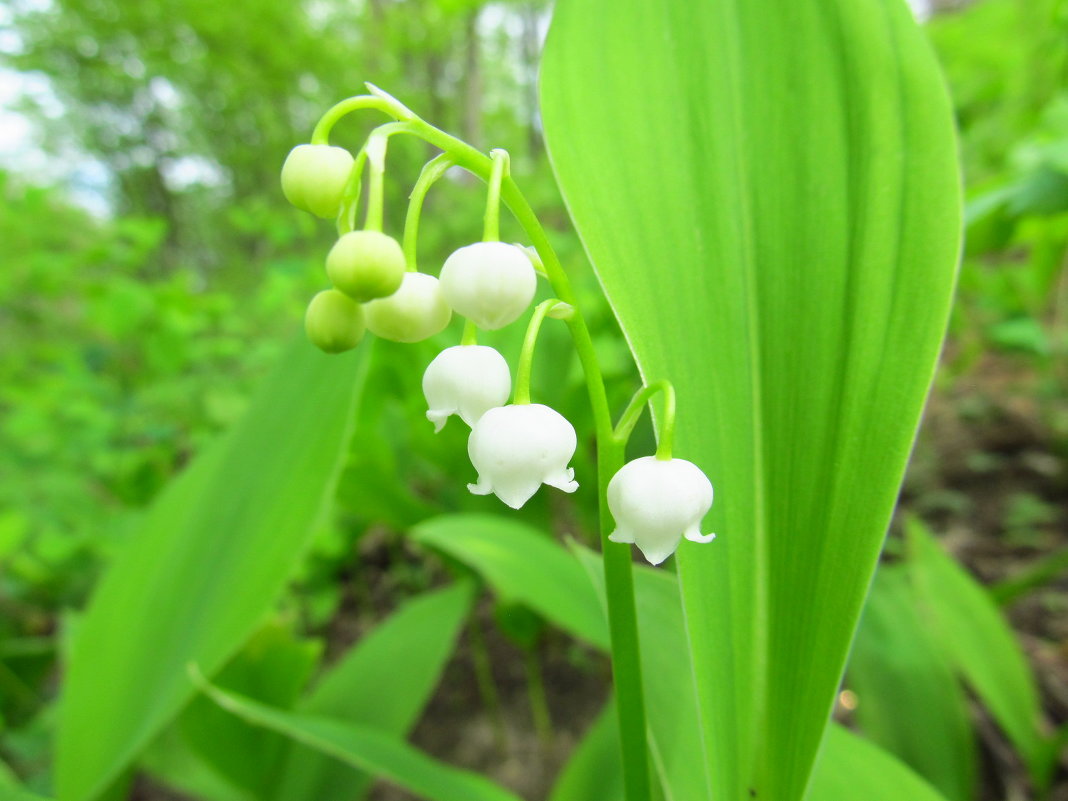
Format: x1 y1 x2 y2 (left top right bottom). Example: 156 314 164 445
326 230 405 302
281 144 354 219
364 272 452 343
304 289 366 353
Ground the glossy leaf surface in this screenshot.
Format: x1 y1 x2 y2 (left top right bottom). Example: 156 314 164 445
541 1 961 798
56 339 369 801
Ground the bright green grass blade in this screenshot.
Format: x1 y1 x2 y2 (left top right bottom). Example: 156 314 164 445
272 582 474 801
548 700 624 801
409 514 608 649
195 676 524 801
847 567 977 801
906 519 1051 787
540 2 961 798
55 338 370 801
807 725 951 801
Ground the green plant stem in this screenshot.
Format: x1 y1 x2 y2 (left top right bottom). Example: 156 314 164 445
513 299 560 405
403 153 455 271
310 92 413 144
483 149 509 241
312 97 653 801
336 147 368 236
462 319 479 346
613 380 677 460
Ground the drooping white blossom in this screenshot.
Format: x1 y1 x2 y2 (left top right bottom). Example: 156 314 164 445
607 456 715 565
439 242 537 330
467 403 578 509
423 345 511 432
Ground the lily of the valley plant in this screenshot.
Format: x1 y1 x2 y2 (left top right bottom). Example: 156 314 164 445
279 83 719 801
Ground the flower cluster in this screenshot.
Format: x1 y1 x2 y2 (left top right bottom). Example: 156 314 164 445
281 137 715 566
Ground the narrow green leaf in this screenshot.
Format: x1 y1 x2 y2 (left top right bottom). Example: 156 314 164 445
807 725 952 801
548 701 624 801
273 582 474 801
906 519 1050 786
409 514 608 649
179 620 323 796
140 727 255 801
56 338 370 801
195 677 524 801
847 567 976 801
0 790 53 801
541 2 961 799
0 761 17 788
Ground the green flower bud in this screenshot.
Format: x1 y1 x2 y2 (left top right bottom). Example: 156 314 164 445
326 230 405 302
364 272 452 343
281 144 354 219
304 289 366 353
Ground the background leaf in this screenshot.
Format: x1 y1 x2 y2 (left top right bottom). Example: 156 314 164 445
548 701 624 801
410 514 607 649
847 566 977 801
196 678 524 801
272 581 474 801
807 725 952 801
906 518 1051 787
541 1 961 799
55 338 370 801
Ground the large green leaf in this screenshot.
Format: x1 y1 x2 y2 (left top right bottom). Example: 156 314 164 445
273 581 474 801
195 677 524 801
56 338 370 801
541 2 961 799
410 514 608 649
906 519 1051 787
847 567 976 801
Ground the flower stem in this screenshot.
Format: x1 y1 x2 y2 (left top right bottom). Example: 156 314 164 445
513 299 560 405
613 380 677 460
483 149 509 242
461 319 479 346
403 153 455 271
336 147 368 236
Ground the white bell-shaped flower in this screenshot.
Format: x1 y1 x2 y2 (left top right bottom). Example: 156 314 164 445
439 242 537 330
607 456 715 566
467 403 578 509
423 345 511 432
363 272 452 343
